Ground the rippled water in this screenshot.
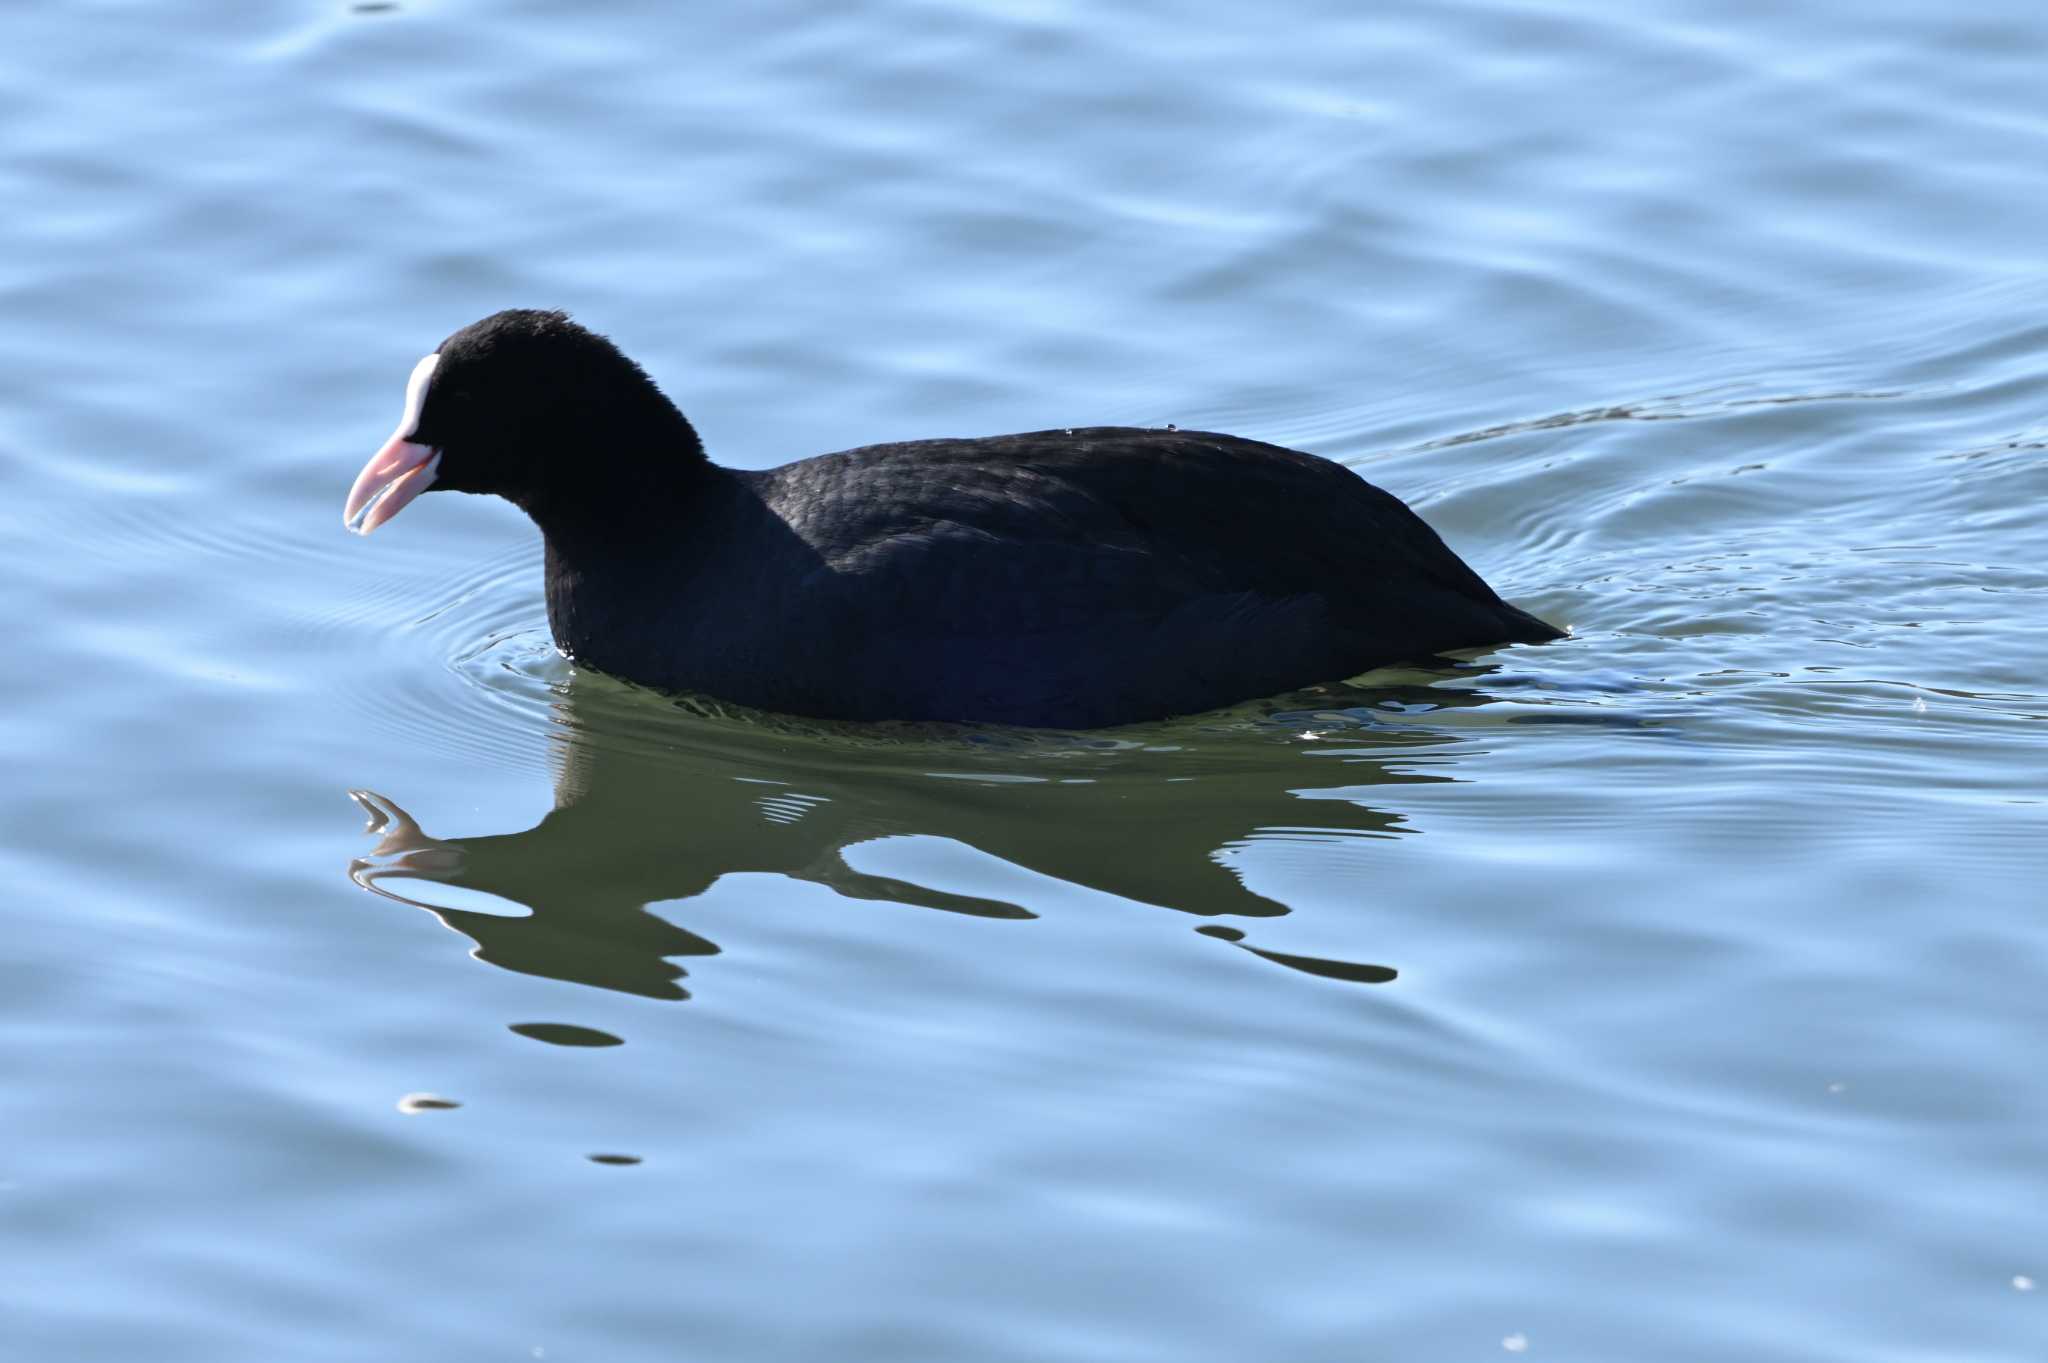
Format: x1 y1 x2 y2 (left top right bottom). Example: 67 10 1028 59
5 1 2046 1359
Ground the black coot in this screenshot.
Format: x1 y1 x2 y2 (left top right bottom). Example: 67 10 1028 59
345 309 1563 727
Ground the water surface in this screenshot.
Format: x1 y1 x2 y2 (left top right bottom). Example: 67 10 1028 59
4 1 2046 1359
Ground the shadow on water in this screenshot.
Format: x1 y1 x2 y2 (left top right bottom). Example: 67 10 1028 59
345 665 1518 1000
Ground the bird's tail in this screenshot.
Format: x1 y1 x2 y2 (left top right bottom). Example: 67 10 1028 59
1499 599 1568 644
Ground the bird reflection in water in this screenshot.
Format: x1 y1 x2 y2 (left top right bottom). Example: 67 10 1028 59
346 668 1503 1001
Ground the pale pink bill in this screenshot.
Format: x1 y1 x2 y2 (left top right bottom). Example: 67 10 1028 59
344 353 442 534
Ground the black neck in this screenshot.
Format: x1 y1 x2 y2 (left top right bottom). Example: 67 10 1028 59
515 399 717 554
529 444 741 667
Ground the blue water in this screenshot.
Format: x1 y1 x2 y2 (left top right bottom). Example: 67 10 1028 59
4 1 2045 1358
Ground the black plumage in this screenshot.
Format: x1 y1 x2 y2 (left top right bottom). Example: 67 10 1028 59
349 309 1563 727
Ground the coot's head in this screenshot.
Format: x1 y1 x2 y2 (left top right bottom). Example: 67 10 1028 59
344 309 703 534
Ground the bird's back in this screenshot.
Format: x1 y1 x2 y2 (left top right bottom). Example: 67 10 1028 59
684 427 1558 726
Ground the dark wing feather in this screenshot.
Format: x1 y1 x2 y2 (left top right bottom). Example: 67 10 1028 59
768 427 1525 639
